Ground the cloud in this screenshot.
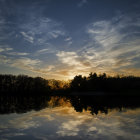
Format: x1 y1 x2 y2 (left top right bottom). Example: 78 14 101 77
48 30 65 38
87 20 122 49
56 51 91 68
20 32 34 43
56 51 81 67
19 17 66 46
0 45 29 56
55 14 140 78
65 37 73 46
8 57 42 73
36 47 56 56
84 13 140 75
32 65 55 74
56 50 114 78
37 48 49 53
0 48 4 52
55 70 70 76
0 3 67 52
67 41 73 45
78 0 88 7
0 45 13 52
1 133 25 138
87 14 140 50
0 55 12 64
65 37 72 41
0 54 56 77
11 57 40 67
56 51 92 78
6 52 29 56
0 0 140 79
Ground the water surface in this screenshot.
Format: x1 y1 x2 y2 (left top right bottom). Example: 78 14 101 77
0 95 140 140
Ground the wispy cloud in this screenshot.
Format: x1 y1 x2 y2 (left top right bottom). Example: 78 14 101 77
0 0 140 79
20 32 34 43
56 51 91 68
0 54 55 76
87 20 122 49
1 133 26 138
65 37 73 46
19 17 66 46
78 0 88 7
6 52 29 56
56 51 81 67
0 45 29 56
0 45 13 52
83 13 140 75
56 51 92 78
31 65 55 74
10 57 41 69
55 14 140 78
0 3 67 53
48 30 65 39
37 48 49 53
65 37 72 41
36 47 56 56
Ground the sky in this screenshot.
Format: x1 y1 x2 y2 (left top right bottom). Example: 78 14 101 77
0 0 140 80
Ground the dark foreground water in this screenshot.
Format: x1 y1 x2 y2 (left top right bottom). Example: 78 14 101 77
0 95 140 140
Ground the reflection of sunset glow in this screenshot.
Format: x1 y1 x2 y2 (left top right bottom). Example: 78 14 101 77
48 96 71 107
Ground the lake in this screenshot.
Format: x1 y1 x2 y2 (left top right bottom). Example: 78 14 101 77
0 95 140 140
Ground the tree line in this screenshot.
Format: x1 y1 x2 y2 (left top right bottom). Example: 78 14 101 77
70 73 140 93
0 74 51 94
0 73 140 95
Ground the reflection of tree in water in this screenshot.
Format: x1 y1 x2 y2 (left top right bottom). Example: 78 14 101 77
0 95 51 114
68 96 140 115
0 95 140 115
48 96 71 107
0 96 70 114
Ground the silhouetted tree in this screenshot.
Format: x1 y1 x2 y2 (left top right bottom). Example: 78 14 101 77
70 72 140 94
0 74 51 95
88 72 97 80
0 73 140 95
70 75 87 91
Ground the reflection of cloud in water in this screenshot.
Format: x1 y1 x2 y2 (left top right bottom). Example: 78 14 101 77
0 113 39 130
8 111 56 130
0 104 140 140
57 120 84 136
55 107 140 139
1 133 25 138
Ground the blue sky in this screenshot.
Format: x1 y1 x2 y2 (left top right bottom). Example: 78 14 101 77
0 0 140 79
